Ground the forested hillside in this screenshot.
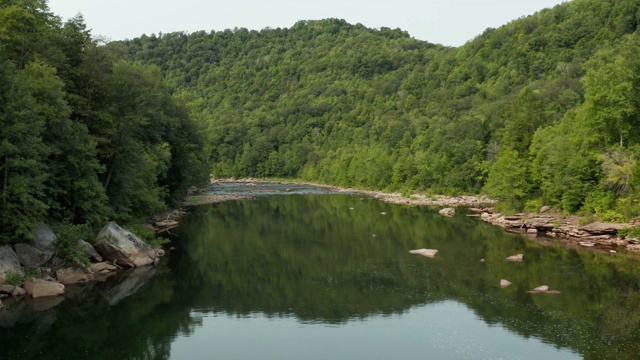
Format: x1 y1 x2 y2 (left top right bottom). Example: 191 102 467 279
114 0 640 219
0 1 209 243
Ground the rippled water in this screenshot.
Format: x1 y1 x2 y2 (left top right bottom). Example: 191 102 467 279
2 182 640 359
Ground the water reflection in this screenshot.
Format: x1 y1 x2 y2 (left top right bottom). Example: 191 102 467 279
171 301 580 360
2 187 640 359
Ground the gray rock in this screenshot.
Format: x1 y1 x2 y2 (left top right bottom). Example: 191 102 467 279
24 278 65 298
30 222 56 258
0 245 24 282
94 222 157 268
15 243 51 267
78 240 102 262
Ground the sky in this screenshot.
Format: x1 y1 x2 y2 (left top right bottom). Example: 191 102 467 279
47 0 569 47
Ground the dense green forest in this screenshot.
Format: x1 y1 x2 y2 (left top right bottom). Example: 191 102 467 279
112 0 640 220
0 0 209 243
2 0 640 243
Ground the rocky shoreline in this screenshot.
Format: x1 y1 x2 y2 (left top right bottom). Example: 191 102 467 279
474 208 640 255
191 179 640 256
0 222 165 312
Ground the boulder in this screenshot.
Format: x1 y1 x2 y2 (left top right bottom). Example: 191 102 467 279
55 268 94 285
24 278 65 298
540 206 550 213
15 243 52 267
94 222 157 268
506 254 524 262
78 240 102 262
30 222 56 260
526 228 538 234
0 245 24 282
533 285 550 292
439 208 455 217
409 249 438 258
579 222 627 235
500 279 512 288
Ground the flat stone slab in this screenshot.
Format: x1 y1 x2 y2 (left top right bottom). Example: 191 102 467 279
409 249 438 258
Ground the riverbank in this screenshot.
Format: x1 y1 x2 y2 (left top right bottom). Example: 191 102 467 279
185 178 640 256
187 178 497 207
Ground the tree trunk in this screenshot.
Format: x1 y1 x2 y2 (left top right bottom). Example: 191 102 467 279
2 154 7 204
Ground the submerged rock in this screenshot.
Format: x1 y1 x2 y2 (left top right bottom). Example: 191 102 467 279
94 222 157 268
506 254 524 262
409 249 438 258
439 208 455 217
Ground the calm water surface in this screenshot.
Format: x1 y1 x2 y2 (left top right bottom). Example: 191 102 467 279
2 182 640 359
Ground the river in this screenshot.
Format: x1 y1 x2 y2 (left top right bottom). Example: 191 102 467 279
1 182 640 359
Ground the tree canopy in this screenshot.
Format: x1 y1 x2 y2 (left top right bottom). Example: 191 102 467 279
0 1 209 243
113 0 640 218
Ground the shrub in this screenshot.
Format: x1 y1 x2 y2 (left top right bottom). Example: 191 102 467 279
126 224 170 248
4 271 24 286
52 222 93 266
618 225 640 238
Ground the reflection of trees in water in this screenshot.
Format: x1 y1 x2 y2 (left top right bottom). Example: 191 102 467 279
2 194 640 359
178 195 640 359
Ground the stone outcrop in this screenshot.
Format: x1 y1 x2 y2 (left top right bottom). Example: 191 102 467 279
24 279 65 298
409 249 438 258
0 245 24 282
439 208 455 217
477 208 640 252
55 268 95 285
94 222 157 268
578 222 627 235
78 240 102 262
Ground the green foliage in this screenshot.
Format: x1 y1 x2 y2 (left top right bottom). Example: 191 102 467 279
51 222 93 265
618 225 640 238
112 0 640 211
3 270 24 286
0 2 209 243
126 224 170 248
